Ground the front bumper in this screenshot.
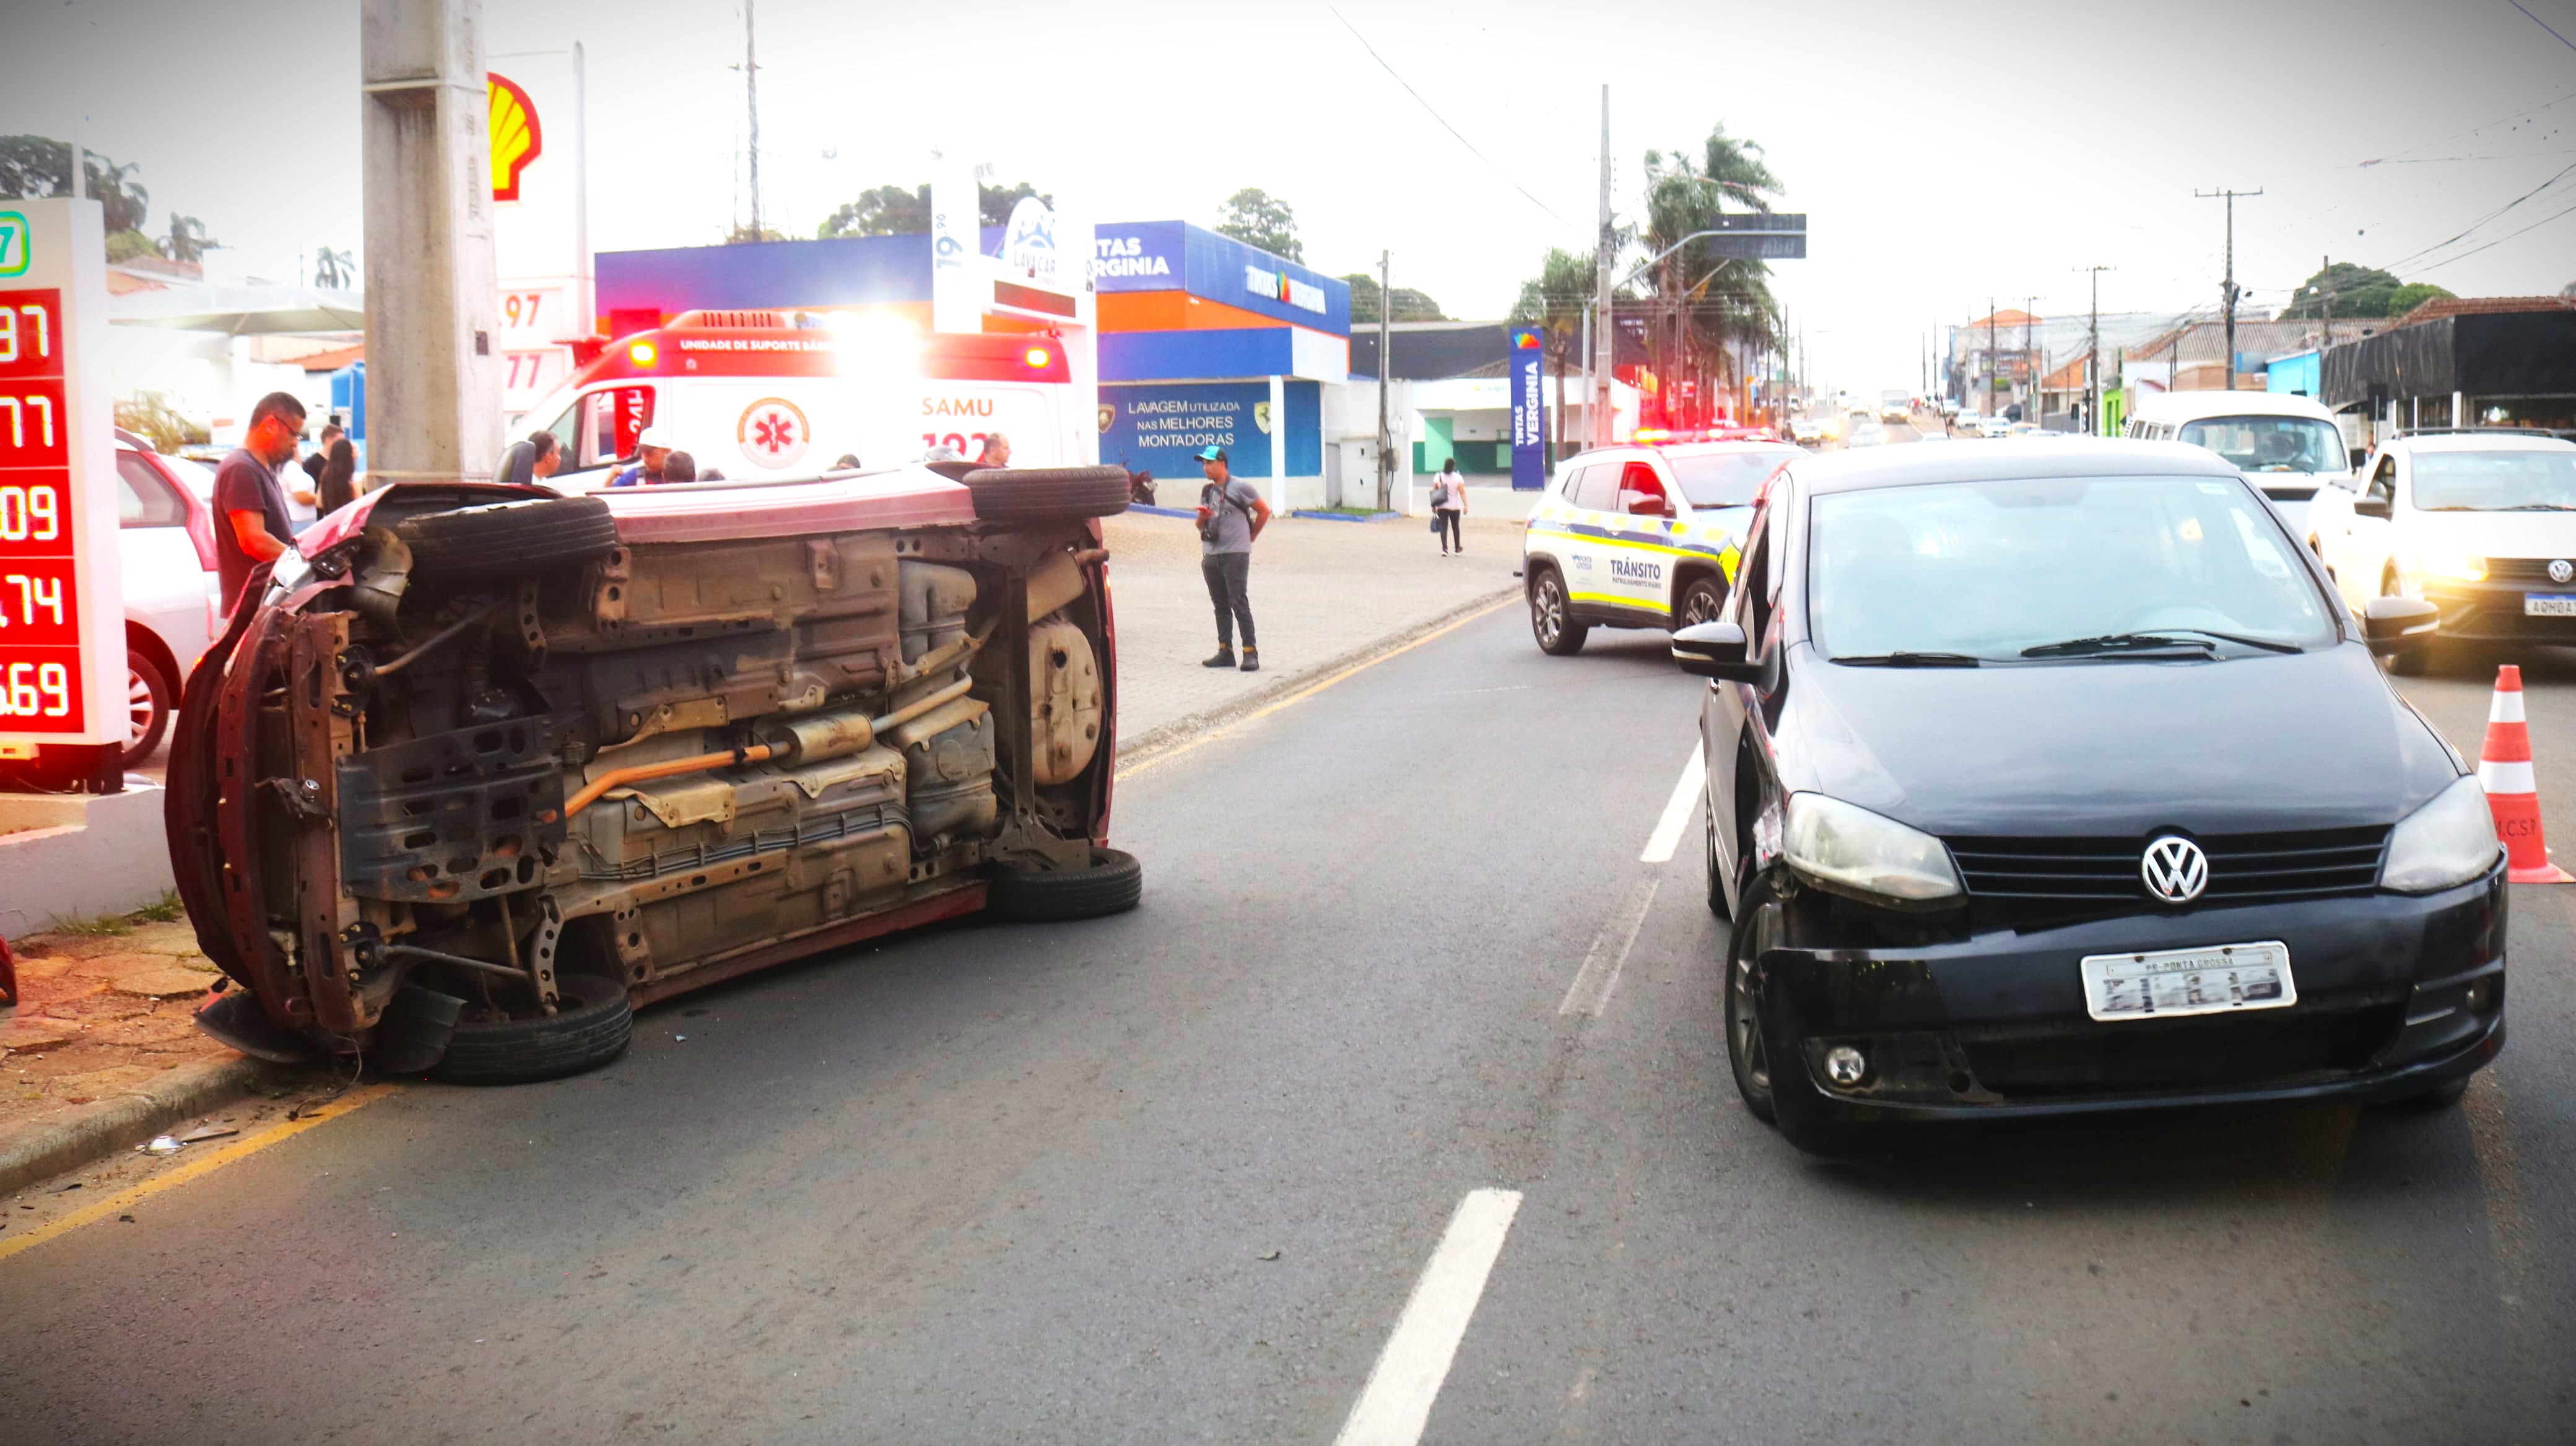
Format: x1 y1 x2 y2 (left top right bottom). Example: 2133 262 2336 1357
1757 868 2507 1126
2418 577 2576 644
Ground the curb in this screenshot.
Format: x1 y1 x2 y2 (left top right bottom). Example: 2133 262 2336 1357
1115 581 1521 773
0 1052 297 1198
1289 509 1400 523
1128 503 1197 519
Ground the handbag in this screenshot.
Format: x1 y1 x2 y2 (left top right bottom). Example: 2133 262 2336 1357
1430 513 1443 534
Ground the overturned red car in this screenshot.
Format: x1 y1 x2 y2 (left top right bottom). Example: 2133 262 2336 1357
168 461 1138 1081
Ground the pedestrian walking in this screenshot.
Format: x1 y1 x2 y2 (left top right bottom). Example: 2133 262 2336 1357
1430 458 1466 555
1193 445 1269 673
212 391 307 616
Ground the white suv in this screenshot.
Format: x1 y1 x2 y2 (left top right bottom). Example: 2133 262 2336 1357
2306 430 2576 671
1521 441 1797 654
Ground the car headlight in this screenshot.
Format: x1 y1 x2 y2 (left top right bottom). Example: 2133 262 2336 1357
1783 793 1962 905
2381 775 2503 894
2406 549 2486 584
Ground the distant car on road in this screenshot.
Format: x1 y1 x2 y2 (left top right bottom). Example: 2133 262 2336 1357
113 429 223 767
1847 422 1888 449
2306 429 2576 674
1789 416 1827 447
1880 390 1913 424
1673 437 2495 1156
1975 414 2014 439
1521 440 1799 655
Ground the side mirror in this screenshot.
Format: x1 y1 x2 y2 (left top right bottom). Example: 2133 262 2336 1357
2362 595 2439 655
2352 491 2393 520
1673 620 1763 681
1624 492 1671 519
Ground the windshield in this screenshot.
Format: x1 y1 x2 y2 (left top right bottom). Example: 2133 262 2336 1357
2175 416 2344 474
1809 475 2336 661
2411 449 2576 511
1668 450 1791 508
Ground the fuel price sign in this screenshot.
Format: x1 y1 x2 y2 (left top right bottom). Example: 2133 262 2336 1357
0 201 123 749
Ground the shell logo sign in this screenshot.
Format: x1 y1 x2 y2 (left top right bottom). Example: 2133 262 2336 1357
488 72 543 202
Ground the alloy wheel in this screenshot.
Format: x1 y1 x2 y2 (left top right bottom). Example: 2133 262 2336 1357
1730 952 1770 1095
1533 576 1564 647
128 668 155 749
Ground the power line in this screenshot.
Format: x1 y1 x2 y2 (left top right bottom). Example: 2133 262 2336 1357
2510 0 2576 54
2413 189 2576 274
1321 3 1576 230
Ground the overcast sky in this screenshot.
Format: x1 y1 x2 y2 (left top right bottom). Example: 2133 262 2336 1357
6 0 2574 392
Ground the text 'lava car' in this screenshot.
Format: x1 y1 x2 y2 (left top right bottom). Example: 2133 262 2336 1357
168 457 1139 1081
1673 438 2504 1154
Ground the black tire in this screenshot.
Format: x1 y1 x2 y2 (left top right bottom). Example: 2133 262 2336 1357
1724 892 1777 1124
964 466 1133 525
120 648 173 770
986 846 1143 921
395 496 620 583
1674 576 1727 630
432 972 633 1084
1529 565 1588 656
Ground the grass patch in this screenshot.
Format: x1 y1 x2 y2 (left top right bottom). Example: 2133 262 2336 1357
133 889 185 923
52 911 131 937
43 890 187 936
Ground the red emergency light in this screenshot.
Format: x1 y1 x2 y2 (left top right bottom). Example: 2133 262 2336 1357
567 318 1070 390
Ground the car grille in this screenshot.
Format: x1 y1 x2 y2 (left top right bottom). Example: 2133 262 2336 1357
1946 825 2389 912
2481 557 2576 583
1958 1004 2402 1097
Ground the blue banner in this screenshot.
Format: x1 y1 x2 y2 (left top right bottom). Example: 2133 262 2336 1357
1508 327 1546 489
1099 381 1276 478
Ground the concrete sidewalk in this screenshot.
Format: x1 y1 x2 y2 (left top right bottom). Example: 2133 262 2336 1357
1102 509 1524 751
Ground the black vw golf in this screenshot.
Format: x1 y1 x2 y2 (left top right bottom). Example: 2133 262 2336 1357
1676 438 2507 1155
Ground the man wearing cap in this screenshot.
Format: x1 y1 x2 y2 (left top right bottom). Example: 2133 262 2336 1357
1193 445 1269 672
607 427 676 487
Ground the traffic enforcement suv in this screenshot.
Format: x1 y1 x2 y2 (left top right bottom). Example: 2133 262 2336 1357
1521 440 1798 655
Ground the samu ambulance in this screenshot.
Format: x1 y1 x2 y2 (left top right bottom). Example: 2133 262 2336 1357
1521 439 1800 656
510 311 1088 487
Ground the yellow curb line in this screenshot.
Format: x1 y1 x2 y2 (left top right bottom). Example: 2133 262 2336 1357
1116 596 1516 783
0 1082 399 1264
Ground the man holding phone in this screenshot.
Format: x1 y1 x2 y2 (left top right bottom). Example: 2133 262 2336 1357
1194 445 1270 672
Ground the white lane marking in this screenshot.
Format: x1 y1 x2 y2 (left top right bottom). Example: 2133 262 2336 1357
1559 878 1658 1017
1639 746 1707 863
1333 1188 1525 1446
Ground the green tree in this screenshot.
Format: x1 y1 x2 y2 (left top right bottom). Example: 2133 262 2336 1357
0 134 154 242
815 181 1054 239
2383 282 2456 318
1214 187 1302 262
1508 248 1625 461
105 229 159 262
1639 124 1785 424
312 245 353 289
1342 272 1447 324
163 214 215 264
2276 262 2399 319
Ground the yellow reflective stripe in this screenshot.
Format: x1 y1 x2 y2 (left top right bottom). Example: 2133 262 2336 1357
1528 526 1726 564
1569 590 1671 613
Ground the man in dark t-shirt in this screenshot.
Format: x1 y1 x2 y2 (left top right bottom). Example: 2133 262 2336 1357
214 391 307 614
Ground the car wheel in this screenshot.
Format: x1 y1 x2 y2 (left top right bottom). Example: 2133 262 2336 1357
1528 566 1588 656
1675 576 1726 630
963 466 1134 525
432 973 634 1085
395 495 620 583
1723 899 1777 1124
120 650 173 770
985 845 1143 921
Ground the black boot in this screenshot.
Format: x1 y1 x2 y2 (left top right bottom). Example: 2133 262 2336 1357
1239 647 1260 673
1203 647 1236 668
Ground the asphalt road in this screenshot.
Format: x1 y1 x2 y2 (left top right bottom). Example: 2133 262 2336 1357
7 486 2575 1442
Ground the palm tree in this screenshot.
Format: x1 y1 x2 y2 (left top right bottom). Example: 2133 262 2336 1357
1640 125 1786 426
1510 248 1591 463
313 246 354 288
161 214 215 265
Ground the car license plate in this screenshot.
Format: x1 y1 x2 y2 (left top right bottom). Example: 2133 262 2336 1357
2079 942 2296 1022
2523 595 2576 617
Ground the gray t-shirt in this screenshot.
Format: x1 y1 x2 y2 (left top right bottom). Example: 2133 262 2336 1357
1199 477 1262 555
212 446 291 612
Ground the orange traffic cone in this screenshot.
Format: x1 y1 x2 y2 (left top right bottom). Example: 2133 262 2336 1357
2479 664 2574 884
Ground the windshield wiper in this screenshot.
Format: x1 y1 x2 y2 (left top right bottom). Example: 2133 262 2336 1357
1833 651 1981 667
2021 629 2302 658
2500 503 2576 512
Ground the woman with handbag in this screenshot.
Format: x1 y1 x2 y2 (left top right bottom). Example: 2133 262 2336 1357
1430 458 1466 556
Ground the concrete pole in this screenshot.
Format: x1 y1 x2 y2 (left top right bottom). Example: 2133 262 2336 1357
1592 85 1614 446
361 0 505 481
1375 249 1393 513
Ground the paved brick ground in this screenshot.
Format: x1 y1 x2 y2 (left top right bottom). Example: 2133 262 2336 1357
1103 509 1524 746
1 919 230 1131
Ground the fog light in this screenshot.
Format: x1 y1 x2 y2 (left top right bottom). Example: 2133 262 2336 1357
2465 978 2497 1013
1824 1045 1868 1087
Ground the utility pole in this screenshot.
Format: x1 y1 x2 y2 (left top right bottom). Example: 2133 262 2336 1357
1376 250 1393 513
2318 253 2334 355
2076 265 2110 434
1592 85 1615 446
742 0 762 238
1986 297 1996 415
2022 298 2034 420
2196 186 2262 390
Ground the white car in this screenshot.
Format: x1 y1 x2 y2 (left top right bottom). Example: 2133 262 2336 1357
111 430 225 766
2306 430 2576 672
1975 414 2014 439
1847 422 1888 449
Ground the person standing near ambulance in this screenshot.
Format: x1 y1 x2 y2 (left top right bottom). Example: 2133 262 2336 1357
1194 445 1269 673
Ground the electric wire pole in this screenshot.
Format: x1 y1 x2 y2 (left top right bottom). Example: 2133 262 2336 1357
2196 187 2261 390
743 0 762 237
2076 265 2110 434
1377 250 1393 512
1592 85 1615 446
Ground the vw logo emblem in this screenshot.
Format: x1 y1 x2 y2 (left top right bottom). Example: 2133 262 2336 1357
2141 836 2209 904
2551 559 2573 584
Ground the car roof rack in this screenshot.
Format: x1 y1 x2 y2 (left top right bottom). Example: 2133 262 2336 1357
2392 426 2565 439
